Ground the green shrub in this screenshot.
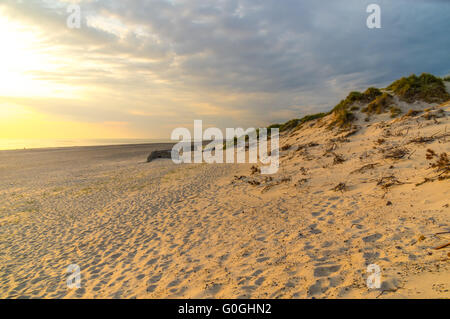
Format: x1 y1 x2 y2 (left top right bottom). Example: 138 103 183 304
405 109 422 117
280 119 301 132
267 112 328 133
363 87 383 102
390 106 402 118
363 93 394 114
264 73 446 134
329 108 355 129
387 73 450 103
297 112 328 125
332 87 382 113
443 76 450 82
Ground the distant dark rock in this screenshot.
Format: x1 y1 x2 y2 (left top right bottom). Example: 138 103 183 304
147 150 172 162
147 141 213 163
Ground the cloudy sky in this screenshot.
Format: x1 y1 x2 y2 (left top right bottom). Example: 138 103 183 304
0 0 449 140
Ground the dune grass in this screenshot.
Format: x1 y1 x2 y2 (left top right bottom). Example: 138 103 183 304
387 73 450 103
265 73 448 131
362 93 394 115
267 112 328 133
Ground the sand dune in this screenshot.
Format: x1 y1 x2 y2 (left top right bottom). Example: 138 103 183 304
0 99 449 298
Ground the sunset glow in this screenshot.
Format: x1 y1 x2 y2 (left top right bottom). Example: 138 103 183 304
0 0 449 145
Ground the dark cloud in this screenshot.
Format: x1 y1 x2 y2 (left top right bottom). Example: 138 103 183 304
1 0 449 135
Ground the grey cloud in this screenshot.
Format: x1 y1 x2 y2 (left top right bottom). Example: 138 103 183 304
2 0 449 132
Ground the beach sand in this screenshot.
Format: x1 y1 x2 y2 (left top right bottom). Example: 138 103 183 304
0 102 449 299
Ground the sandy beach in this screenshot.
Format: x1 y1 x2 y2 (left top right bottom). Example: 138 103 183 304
1 98 449 299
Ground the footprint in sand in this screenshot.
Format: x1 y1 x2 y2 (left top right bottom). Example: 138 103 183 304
146 285 157 293
309 223 322 234
362 233 382 243
204 283 222 295
308 278 328 297
321 241 333 248
147 273 162 285
254 277 265 286
363 250 380 264
167 279 180 288
313 265 341 277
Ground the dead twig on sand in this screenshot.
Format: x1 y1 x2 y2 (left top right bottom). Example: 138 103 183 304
332 153 346 165
416 174 450 186
383 147 410 160
343 127 360 138
250 165 260 175
407 130 449 145
261 176 291 193
434 231 450 236
332 182 348 192
295 178 309 187
351 163 380 174
377 175 404 190
408 136 435 144
434 242 450 250
429 152 449 176
419 150 450 185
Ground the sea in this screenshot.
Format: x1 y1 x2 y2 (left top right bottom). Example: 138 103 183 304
0 138 173 151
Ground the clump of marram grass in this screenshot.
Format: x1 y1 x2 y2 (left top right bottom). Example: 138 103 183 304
328 87 383 129
332 182 348 192
426 149 449 176
281 144 291 151
332 88 382 114
362 93 394 114
390 106 402 118
404 109 422 118
271 112 328 133
383 147 410 160
264 73 446 136
422 108 445 121
328 108 356 129
332 153 345 164
417 150 450 186
442 76 450 82
377 175 404 190
387 73 450 103
250 165 260 175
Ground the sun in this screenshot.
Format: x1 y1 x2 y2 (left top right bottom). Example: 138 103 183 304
0 15 41 95
0 14 76 98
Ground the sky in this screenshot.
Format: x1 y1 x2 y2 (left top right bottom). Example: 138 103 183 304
0 0 449 140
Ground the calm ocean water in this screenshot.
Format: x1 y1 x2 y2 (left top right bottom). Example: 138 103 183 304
0 139 172 151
